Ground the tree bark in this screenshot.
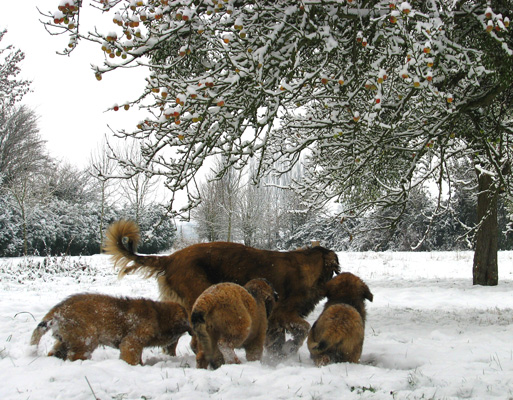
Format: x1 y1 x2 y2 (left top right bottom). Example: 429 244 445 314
472 172 498 286
99 182 107 254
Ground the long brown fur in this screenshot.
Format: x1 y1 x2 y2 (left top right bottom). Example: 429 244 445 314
191 279 277 369
103 220 340 356
30 293 191 365
307 272 373 366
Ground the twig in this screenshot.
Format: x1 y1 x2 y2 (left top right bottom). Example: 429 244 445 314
85 376 100 400
14 311 36 321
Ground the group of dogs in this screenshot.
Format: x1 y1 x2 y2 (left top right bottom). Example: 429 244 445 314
30 220 374 369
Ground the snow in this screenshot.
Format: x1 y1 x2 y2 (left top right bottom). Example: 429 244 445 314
2 251 513 399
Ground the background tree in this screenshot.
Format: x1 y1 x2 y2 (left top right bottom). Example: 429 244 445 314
117 142 160 225
0 25 175 256
0 30 30 108
237 177 264 247
216 157 241 242
37 163 101 255
41 1 513 284
0 192 24 256
192 159 314 248
8 170 40 255
191 157 240 242
191 176 223 242
0 105 46 185
89 140 119 251
0 106 50 255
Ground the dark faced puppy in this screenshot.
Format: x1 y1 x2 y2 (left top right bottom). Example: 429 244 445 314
30 293 191 365
307 272 373 366
104 220 339 357
191 279 277 369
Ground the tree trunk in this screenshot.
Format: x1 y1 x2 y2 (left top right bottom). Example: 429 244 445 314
99 183 106 253
472 172 498 286
21 206 28 256
226 210 232 242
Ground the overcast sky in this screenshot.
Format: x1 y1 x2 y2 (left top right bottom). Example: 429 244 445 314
0 0 147 168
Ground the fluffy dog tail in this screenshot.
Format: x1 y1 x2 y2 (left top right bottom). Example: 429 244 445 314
30 319 51 347
103 220 165 279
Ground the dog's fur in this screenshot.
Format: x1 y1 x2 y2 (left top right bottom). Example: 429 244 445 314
30 293 191 365
191 279 277 369
103 220 340 356
307 272 373 365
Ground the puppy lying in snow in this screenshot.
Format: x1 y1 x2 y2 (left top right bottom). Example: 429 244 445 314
191 279 277 369
307 272 373 365
30 293 191 365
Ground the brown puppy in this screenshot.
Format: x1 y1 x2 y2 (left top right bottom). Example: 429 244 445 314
103 220 340 356
191 279 277 369
307 272 373 366
30 293 191 365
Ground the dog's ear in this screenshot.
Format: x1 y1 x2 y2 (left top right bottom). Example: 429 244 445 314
324 278 336 298
245 279 277 317
324 250 341 276
259 278 277 298
245 283 262 298
363 285 374 302
246 287 275 317
264 292 276 318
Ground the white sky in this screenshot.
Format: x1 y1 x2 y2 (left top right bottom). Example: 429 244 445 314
0 0 147 168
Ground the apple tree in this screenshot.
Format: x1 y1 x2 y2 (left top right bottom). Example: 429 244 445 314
41 0 513 285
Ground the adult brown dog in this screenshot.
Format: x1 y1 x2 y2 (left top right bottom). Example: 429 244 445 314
30 293 191 365
191 279 277 369
103 220 340 356
307 272 373 365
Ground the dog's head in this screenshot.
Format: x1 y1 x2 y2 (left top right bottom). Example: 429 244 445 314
245 278 278 318
325 272 373 303
160 301 193 335
316 247 341 283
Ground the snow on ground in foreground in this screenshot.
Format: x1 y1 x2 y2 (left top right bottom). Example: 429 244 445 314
1 251 513 400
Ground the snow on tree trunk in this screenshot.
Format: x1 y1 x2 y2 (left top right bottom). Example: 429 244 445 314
473 172 499 286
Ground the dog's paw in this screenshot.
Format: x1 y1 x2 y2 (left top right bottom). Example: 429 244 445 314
282 339 300 355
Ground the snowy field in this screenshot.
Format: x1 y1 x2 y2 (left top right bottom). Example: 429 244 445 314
2 251 513 400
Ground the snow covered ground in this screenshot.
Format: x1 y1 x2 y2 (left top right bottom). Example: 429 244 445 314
2 251 513 400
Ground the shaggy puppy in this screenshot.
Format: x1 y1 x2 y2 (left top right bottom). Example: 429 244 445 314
191 279 277 369
30 293 191 365
307 272 373 366
103 220 340 356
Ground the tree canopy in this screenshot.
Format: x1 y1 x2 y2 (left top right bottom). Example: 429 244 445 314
40 1 513 224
